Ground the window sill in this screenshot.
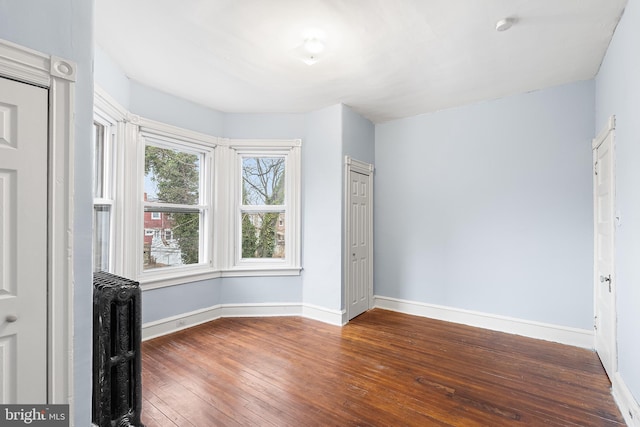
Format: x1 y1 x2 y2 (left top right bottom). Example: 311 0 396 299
140 267 222 291
221 266 302 278
139 266 302 291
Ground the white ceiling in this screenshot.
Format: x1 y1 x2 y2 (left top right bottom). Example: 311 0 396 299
96 0 627 123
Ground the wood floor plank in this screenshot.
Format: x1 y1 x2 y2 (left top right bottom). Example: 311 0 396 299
141 309 625 426
141 392 181 427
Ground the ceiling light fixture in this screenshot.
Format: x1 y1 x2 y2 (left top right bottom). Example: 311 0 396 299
495 17 515 32
297 29 326 66
304 38 325 55
300 38 325 66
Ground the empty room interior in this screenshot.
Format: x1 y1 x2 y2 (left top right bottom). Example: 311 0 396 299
1 0 640 425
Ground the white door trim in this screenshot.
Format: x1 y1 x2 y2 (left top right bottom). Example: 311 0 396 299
344 156 374 322
0 39 75 410
592 115 617 377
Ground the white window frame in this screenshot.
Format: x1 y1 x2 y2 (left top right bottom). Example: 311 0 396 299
225 139 302 276
93 88 128 275
134 117 218 287
94 87 128 276
92 116 115 272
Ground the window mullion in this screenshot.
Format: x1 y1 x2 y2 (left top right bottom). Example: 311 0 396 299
240 205 285 213
144 203 205 212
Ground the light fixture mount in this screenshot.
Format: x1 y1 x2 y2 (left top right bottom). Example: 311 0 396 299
495 17 515 32
296 29 326 66
303 38 325 55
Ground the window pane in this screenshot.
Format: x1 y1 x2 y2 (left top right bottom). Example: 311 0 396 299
144 212 200 269
241 212 285 258
93 205 110 272
242 157 285 205
145 145 200 204
93 122 105 198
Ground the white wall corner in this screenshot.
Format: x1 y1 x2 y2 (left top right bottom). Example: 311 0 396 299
302 304 345 326
612 372 640 427
341 309 350 326
373 296 594 349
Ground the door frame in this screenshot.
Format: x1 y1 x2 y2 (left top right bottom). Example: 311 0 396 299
592 115 617 376
0 39 75 408
344 156 374 323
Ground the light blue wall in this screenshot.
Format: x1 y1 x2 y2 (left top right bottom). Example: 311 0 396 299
130 80 224 135
142 279 221 323
223 112 306 139
375 80 595 329
220 277 303 304
0 1 94 425
342 105 375 165
596 0 640 404
95 46 130 109
302 105 344 310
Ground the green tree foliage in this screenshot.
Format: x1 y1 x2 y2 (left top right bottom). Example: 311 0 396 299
171 212 199 264
256 212 279 257
242 213 257 258
145 146 200 265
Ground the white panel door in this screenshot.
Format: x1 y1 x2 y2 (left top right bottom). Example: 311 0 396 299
347 170 371 320
593 125 616 379
0 77 48 403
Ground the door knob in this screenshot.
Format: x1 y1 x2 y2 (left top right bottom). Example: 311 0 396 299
5 314 17 323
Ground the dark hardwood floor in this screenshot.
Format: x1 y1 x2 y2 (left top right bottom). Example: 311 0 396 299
141 309 625 426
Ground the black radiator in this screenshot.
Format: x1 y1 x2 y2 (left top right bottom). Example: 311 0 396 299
92 272 144 427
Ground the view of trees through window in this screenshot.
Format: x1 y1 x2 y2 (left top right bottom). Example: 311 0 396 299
242 157 285 259
144 145 202 269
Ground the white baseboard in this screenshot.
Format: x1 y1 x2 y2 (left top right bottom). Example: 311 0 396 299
219 302 302 318
143 296 593 349
613 372 640 427
142 302 344 340
302 303 345 326
142 305 223 341
373 295 594 349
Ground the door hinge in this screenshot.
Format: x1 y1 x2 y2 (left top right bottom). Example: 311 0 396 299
594 315 598 330
594 161 599 176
